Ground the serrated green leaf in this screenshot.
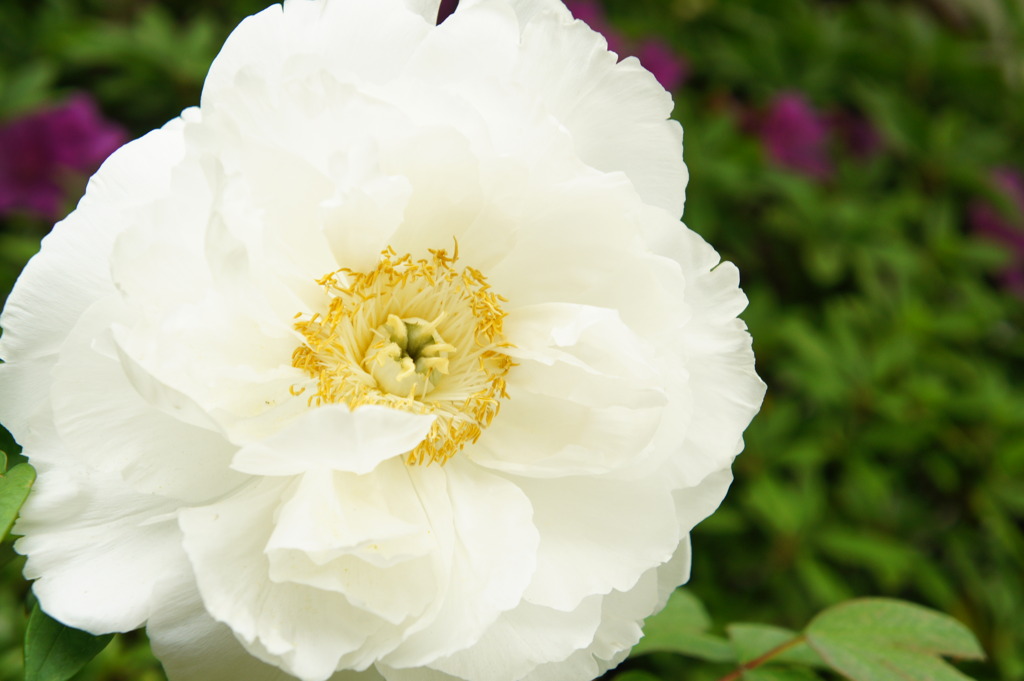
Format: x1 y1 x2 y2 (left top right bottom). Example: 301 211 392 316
805 599 984 681
0 462 35 541
727 623 825 667
631 589 736 662
24 603 114 681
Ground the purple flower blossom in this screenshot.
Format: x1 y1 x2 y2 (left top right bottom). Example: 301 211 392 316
828 110 883 160
564 0 688 90
563 0 609 33
0 94 126 221
758 92 834 180
753 91 884 180
969 168 1024 296
635 38 689 92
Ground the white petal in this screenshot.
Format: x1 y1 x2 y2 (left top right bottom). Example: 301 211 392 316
428 598 602 681
459 0 571 25
206 139 339 284
472 303 666 478
470 391 661 478
108 176 316 438
375 127 519 267
521 567 662 681
397 0 443 22
267 464 433 563
180 478 390 681
382 459 538 667
672 467 735 535
50 298 244 503
14 459 189 633
266 463 438 624
204 0 433 111
517 475 677 611
481 174 689 337
0 356 51 442
656 537 694 605
231 405 435 476
148 575 386 681
672 266 765 487
500 303 663 387
321 174 412 274
404 0 519 87
508 1 687 216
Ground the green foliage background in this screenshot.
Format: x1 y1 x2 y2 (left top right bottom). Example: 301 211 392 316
0 0 1021 679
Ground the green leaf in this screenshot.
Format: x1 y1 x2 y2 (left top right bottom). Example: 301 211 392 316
727 624 825 667
611 671 663 681
0 62 57 118
805 598 985 681
631 589 736 662
743 666 824 681
0 461 35 541
816 529 922 589
24 603 114 681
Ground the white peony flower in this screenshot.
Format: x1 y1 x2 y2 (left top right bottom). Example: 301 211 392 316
0 0 765 680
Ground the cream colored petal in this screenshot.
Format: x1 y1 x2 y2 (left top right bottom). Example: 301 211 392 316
380 459 538 667
472 303 667 478
266 465 438 625
179 479 392 681
50 298 244 503
148 574 387 681
486 0 688 216
203 0 434 111
515 475 677 612
15 459 189 634
428 597 602 681
231 405 434 476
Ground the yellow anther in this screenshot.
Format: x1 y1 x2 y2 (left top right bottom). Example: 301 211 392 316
290 244 513 465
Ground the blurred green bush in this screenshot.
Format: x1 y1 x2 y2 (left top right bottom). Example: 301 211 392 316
1 1 1021 680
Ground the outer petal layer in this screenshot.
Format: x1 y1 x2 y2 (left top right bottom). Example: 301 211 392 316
15 458 190 634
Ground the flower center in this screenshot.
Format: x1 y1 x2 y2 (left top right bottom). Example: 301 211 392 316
363 313 455 399
291 244 513 465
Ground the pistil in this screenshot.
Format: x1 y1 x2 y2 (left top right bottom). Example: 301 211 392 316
363 314 456 398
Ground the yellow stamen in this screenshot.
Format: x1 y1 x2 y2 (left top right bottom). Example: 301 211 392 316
292 244 513 465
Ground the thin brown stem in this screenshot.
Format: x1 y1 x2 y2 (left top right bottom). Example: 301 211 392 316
714 635 807 681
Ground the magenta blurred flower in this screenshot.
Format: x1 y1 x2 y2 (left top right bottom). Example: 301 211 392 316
759 91 833 179
564 0 687 90
563 0 608 31
969 168 1024 296
828 110 883 160
0 94 127 221
635 38 689 92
